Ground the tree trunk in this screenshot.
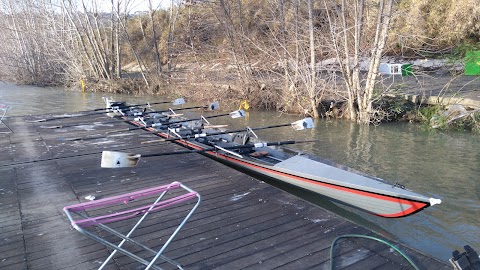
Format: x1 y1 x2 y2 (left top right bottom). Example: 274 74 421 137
115 10 149 87
279 0 289 100
115 0 121 79
166 0 176 71
325 0 394 124
62 0 98 77
148 0 162 75
110 0 115 79
307 0 319 118
81 0 110 79
363 0 394 122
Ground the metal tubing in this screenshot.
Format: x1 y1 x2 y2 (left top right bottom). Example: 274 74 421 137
63 182 200 270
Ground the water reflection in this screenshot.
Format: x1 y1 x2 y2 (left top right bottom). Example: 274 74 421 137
223 112 480 260
1 84 479 261
0 83 150 116
311 120 479 261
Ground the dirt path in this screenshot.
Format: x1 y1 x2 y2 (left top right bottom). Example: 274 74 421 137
383 74 480 107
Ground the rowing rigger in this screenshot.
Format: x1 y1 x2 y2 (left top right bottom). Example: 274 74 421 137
140 117 314 144
41 103 216 129
62 108 243 142
100 140 318 168
28 97 186 123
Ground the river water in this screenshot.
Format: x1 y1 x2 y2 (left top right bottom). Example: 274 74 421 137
1 83 479 262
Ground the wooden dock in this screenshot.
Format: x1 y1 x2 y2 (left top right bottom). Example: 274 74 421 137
0 113 451 270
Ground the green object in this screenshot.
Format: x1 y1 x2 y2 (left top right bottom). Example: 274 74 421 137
401 63 413 76
330 234 420 270
465 50 480 75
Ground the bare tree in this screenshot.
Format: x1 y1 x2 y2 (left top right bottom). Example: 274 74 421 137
110 0 116 78
211 0 257 82
147 0 162 75
166 0 180 71
325 0 395 124
307 0 319 118
0 0 395 119
0 0 78 84
236 0 323 116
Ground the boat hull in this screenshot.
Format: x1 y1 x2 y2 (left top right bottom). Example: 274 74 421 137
198 150 430 218
122 116 437 218
163 136 432 218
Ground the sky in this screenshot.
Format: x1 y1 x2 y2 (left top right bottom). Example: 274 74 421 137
128 0 171 12
93 0 174 13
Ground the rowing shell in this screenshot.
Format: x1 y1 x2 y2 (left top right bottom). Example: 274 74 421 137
115 115 441 218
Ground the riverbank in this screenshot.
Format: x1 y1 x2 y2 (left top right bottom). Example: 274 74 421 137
387 74 480 130
388 74 480 107
86 56 480 101
82 73 480 108
80 69 480 131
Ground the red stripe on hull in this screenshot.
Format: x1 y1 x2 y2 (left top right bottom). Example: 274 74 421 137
216 154 428 218
126 119 428 218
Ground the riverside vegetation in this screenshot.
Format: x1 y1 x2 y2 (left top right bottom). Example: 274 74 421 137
0 0 479 130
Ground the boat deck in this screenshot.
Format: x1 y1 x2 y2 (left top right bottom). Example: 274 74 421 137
0 113 451 270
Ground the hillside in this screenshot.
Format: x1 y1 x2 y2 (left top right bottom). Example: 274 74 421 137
0 0 479 122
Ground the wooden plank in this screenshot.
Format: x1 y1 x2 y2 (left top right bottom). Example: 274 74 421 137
0 164 26 270
213 221 360 270
0 114 451 270
0 253 26 270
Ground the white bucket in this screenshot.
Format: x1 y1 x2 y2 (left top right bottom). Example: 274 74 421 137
101 151 141 168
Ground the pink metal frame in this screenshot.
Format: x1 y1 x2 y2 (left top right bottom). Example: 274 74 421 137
63 181 201 270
